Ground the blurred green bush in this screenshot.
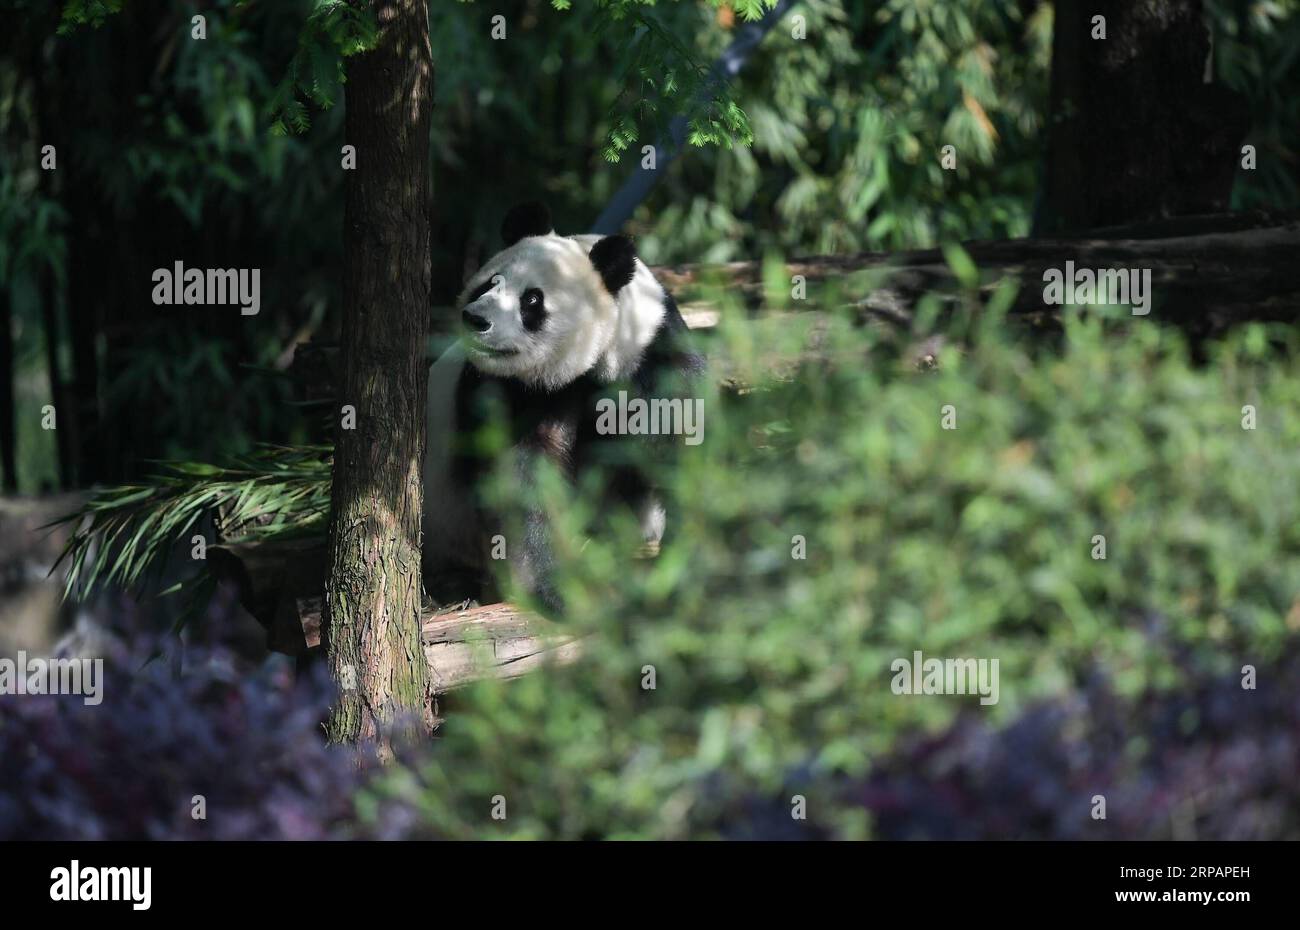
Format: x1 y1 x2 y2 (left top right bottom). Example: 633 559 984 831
372 304 1300 839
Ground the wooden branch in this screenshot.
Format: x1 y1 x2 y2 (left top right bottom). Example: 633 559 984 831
291 597 581 694
0 494 84 574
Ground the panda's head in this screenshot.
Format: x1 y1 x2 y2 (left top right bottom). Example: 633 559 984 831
456 202 638 390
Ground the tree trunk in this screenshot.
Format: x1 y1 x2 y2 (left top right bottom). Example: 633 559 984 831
31 39 72 490
38 271 72 490
0 288 16 493
323 0 434 746
49 25 107 489
64 217 101 488
1039 0 1249 233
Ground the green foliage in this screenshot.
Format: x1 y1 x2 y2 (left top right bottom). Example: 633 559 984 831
38 0 1300 350
591 2 774 162
263 0 775 160
636 0 1054 262
56 0 123 32
10 0 347 485
366 307 1300 839
269 0 378 135
0 172 66 285
47 1 345 226
1207 0 1300 211
61 0 376 137
52 445 332 608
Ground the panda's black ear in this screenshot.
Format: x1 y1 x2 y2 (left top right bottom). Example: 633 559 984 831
589 235 637 295
501 201 553 247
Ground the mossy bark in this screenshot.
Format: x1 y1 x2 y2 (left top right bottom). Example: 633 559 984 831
324 0 434 746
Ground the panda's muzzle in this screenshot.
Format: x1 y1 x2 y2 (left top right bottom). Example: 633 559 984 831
462 304 520 357
473 345 519 358
462 308 492 333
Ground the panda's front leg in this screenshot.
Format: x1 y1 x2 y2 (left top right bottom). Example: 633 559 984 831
502 438 569 615
513 507 564 613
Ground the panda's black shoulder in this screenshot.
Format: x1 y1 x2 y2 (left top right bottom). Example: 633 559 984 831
454 362 595 435
631 290 706 396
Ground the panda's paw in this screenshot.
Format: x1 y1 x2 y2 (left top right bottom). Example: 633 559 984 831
531 579 567 617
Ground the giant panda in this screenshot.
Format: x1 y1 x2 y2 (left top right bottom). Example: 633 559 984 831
422 202 703 610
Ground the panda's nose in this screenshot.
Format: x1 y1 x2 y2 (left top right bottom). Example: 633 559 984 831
462 309 491 333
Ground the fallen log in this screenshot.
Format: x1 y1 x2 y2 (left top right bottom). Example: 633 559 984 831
655 209 1300 340
290 596 581 694
0 494 86 656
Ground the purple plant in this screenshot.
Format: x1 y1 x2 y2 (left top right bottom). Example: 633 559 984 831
0 625 420 840
856 653 1300 840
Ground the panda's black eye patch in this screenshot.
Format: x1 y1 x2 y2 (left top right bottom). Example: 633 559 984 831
520 288 546 332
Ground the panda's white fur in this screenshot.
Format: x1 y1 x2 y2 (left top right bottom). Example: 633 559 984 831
423 340 479 571
422 218 688 593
